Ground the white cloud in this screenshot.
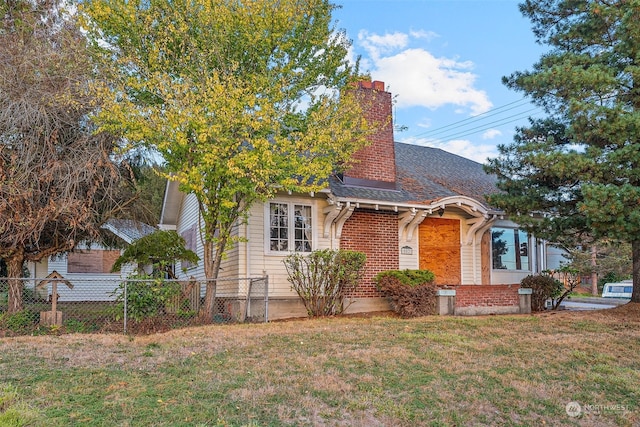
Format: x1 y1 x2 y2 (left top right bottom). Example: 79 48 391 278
358 30 409 60
482 129 502 140
356 30 492 116
409 29 439 41
403 136 498 164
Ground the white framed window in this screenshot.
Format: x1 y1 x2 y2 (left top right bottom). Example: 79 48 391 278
491 227 530 271
267 201 313 253
180 224 197 271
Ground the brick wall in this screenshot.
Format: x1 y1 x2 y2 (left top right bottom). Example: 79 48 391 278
452 285 520 308
340 209 399 298
345 80 396 184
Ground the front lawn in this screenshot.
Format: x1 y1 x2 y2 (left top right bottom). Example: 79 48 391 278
1 305 638 426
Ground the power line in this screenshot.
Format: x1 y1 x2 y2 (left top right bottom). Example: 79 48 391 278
421 107 544 141
415 98 532 138
420 104 537 139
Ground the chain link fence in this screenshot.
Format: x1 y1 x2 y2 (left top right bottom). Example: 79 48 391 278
0 275 268 336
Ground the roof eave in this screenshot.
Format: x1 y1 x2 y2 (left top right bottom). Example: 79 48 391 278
327 193 503 218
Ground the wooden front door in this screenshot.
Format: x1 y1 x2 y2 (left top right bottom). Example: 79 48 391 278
419 218 461 285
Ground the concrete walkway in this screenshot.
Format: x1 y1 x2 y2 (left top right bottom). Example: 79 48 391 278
559 296 629 311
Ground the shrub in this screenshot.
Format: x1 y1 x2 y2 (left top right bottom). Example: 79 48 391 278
598 271 629 293
284 249 366 317
0 310 39 332
520 274 563 311
375 270 437 317
111 230 199 278
63 319 97 334
112 274 182 322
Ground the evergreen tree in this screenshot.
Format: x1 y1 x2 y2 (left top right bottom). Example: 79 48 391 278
485 0 640 303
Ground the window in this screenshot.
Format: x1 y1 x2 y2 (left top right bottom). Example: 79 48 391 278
491 227 530 271
269 202 312 252
181 224 197 271
608 285 632 294
67 250 121 274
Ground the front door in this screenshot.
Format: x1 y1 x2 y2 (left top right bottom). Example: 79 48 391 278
419 217 461 285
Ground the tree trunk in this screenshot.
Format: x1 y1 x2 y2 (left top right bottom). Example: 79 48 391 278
201 238 220 321
632 240 640 303
201 230 230 321
6 255 25 314
590 245 598 296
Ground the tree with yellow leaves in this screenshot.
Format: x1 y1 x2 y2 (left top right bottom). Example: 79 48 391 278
82 0 373 319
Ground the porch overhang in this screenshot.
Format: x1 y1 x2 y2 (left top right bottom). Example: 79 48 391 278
323 194 503 242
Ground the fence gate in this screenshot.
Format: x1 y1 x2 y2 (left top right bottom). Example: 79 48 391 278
244 276 269 323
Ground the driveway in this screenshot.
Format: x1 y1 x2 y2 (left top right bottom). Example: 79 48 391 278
559 296 629 311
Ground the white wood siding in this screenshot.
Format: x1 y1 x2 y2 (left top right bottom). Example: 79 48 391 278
43 243 134 302
461 232 479 284
171 193 332 298
175 193 206 280
244 196 332 297
398 231 419 270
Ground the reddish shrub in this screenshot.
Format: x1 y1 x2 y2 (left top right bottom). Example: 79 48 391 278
375 270 437 317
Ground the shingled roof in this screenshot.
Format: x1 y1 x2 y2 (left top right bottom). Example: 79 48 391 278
329 142 499 207
101 219 156 244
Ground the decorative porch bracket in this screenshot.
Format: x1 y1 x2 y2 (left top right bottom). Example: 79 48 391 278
398 209 416 241
334 202 355 238
323 201 356 239
323 202 342 238
464 214 499 245
403 209 429 242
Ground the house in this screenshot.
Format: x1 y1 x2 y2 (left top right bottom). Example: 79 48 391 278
27 219 156 302
160 80 563 319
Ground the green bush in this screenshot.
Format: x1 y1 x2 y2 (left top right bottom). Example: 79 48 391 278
375 269 435 287
375 270 437 317
0 310 39 332
111 230 199 278
520 274 563 311
63 319 96 334
284 249 366 317
112 275 182 322
598 271 630 292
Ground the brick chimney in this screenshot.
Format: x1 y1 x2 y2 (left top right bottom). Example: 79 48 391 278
343 80 397 189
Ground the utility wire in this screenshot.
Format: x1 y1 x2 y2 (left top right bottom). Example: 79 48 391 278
422 104 539 138
414 98 534 138
423 107 544 141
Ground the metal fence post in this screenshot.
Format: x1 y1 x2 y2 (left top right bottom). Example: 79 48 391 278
123 280 128 335
246 279 252 320
264 275 269 323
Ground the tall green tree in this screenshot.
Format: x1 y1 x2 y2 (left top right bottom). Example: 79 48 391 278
485 0 640 303
0 0 136 313
82 0 373 319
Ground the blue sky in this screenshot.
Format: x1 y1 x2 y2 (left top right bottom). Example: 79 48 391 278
334 0 548 163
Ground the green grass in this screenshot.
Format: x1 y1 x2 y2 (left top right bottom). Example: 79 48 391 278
0 307 639 426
